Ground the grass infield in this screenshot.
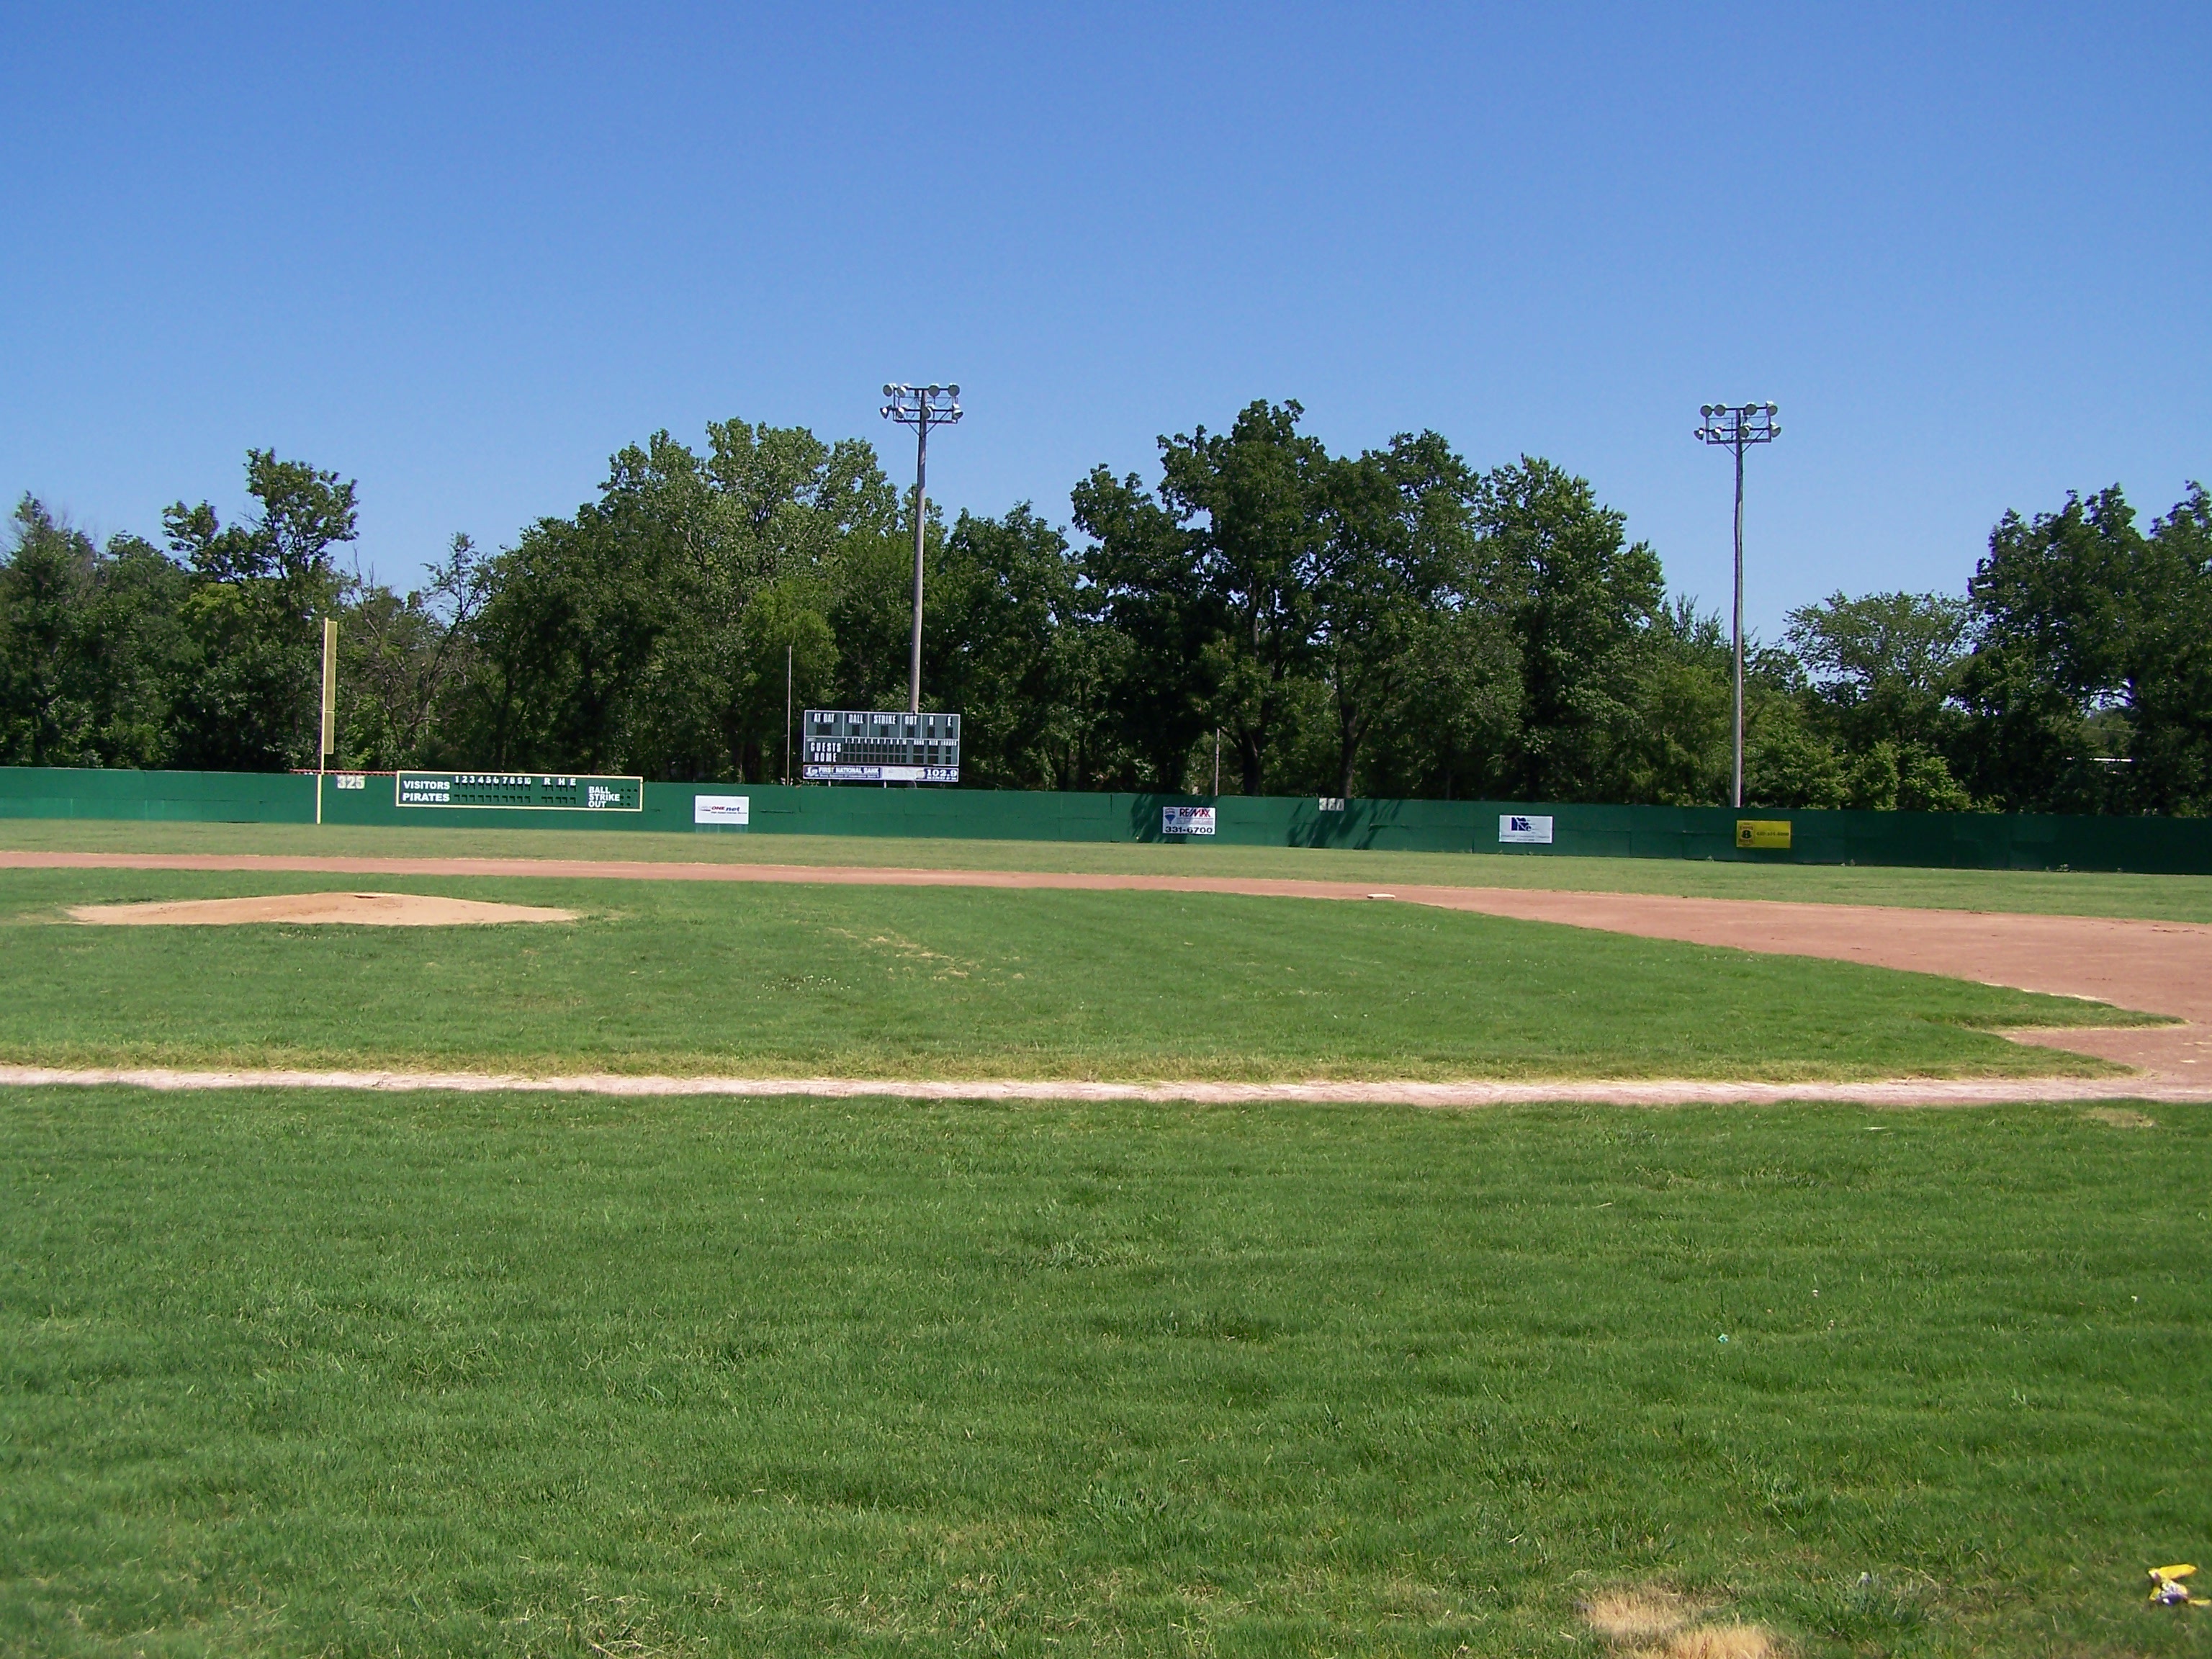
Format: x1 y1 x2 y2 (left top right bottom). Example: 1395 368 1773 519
2 1089 2207 1656
9 817 2212 922
0 869 2149 1081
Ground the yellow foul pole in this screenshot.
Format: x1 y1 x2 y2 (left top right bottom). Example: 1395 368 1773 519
318 618 337 825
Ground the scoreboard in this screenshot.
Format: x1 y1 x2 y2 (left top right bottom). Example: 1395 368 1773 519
394 772 643 811
801 710 961 783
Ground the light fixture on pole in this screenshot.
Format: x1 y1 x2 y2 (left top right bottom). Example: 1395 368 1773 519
1694 401 1780 809
881 383 963 714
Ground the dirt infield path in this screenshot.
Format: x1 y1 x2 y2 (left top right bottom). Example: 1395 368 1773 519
0 1064 2199 1107
8 848 2208 1092
1396 886 2212 1083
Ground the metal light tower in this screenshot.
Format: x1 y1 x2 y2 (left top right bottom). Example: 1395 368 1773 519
881 383 963 714
1695 401 1780 808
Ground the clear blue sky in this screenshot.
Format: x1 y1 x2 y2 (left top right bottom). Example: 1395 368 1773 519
4 4 2204 640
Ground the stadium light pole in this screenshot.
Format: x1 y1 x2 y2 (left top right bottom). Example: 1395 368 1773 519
1695 401 1780 808
881 384 963 714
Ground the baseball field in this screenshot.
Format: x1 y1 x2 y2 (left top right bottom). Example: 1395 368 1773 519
3 821 2208 1657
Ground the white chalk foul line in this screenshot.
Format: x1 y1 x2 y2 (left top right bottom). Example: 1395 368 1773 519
0 1065 2201 1105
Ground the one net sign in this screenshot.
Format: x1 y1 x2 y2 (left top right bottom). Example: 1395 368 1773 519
395 773 643 811
1162 805 1216 837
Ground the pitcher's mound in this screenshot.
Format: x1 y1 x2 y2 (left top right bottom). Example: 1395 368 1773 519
68 891 577 927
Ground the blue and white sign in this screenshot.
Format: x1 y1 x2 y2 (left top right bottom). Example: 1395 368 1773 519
1162 805 1217 837
1498 814 1554 845
693 794 750 827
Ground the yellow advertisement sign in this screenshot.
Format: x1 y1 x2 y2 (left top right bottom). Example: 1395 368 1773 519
1736 819 1792 850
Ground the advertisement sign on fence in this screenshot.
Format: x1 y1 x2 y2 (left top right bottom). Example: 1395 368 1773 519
1162 805 1217 837
693 795 750 827
1498 814 1554 845
1736 819 1792 850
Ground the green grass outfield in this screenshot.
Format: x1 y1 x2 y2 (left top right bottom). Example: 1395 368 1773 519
7 816 2212 922
3 1089 2206 1657
0 868 2148 1081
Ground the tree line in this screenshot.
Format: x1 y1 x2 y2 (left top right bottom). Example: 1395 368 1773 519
4 402 2207 813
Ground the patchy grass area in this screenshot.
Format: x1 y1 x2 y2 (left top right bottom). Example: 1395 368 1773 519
2 1089 2206 1656
0 869 2146 1081
8 816 2212 922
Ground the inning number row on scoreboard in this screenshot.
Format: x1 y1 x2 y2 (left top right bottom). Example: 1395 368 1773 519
394 773 643 810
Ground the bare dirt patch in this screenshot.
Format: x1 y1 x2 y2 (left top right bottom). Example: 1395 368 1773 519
66 891 576 927
1581 1586 1777 1659
1583 1588 1707 1644
1657 1627 1777 1659
2083 1105 2157 1128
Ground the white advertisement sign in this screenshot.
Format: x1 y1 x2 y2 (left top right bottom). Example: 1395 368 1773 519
693 794 751 827
1162 805 1217 837
1498 814 1554 845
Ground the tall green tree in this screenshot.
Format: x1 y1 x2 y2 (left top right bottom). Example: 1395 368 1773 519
1478 457 1663 800
1612 599 1732 806
1784 589 1974 809
730 575 836 781
1359 601 1520 799
337 534 493 768
1068 467 1214 790
163 451 358 770
1312 431 1477 798
0 499 186 767
827 492 936 717
1157 400 1331 795
2126 485 2212 812
459 421 897 778
1954 483 2187 812
922 506 1101 789
1787 591 1969 720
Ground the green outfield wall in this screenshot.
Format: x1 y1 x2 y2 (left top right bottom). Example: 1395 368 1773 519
1 765 2208 873
0 766 317 824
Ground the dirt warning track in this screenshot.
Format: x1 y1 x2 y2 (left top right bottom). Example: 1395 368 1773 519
7 848 2208 1087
